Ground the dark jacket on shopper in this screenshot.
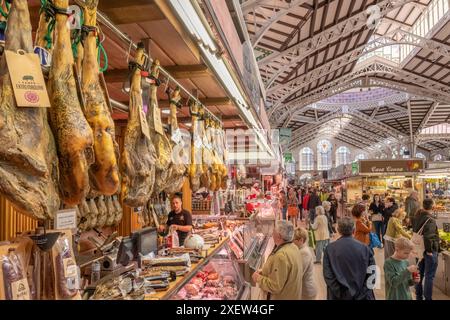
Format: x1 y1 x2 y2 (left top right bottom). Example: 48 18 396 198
308 193 321 210
405 196 420 219
412 210 440 253
383 203 398 225
323 236 376 300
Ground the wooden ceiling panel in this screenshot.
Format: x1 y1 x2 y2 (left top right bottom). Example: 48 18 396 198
139 20 199 65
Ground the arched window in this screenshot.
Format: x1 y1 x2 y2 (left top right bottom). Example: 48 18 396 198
336 146 351 166
416 152 426 159
300 147 314 171
434 154 443 161
354 153 366 161
317 140 332 170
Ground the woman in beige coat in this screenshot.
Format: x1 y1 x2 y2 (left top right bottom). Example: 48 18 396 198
294 227 317 300
310 205 330 264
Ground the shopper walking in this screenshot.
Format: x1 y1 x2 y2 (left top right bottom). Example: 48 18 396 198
369 194 384 245
310 206 330 264
322 201 336 237
308 189 321 224
323 217 376 300
383 197 398 236
287 188 299 227
405 191 420 226
297 189 304 221
302 189 310 222
327 193 338 224
384 237 420 300
252 220 303 300
279 190 288 221
384 208 411 259
352 204 372 246
294 227 317 300
413 199 440 300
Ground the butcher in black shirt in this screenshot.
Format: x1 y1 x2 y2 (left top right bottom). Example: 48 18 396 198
158 194 193 246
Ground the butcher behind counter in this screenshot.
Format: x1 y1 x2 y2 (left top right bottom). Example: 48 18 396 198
158 194 193 246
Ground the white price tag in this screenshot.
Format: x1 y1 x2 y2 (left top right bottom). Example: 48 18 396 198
171 128 182 144
55 209 77 230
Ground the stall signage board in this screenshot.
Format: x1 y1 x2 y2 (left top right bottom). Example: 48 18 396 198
359 160 424 174
55 209 77 230
352 162 359 175
284 152 293 163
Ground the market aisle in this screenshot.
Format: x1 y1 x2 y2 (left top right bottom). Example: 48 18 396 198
312 246 450 300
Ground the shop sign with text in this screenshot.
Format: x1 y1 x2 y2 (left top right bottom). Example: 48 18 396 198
359 160 424 174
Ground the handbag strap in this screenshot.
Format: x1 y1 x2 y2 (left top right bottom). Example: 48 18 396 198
417 217 432 235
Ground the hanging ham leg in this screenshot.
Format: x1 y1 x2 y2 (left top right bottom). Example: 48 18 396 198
189 101 203 192
120 44 156 207
0 0 60 219
146 59 171 196
163 87 187 194
47 0 94 206
81 0 119 195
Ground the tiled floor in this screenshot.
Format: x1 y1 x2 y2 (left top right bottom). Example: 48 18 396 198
312 240 450 300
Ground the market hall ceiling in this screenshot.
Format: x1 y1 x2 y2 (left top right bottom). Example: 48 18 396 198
241 0 450 150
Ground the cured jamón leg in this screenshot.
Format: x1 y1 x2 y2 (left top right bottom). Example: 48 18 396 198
47 0 94 206
82 0 120 195
0 0 60 219
120 44 156 207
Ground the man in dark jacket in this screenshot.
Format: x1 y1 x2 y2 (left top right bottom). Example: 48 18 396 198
413 199 440 300
308 189 321 224
323 217 376 300
382 197 398 236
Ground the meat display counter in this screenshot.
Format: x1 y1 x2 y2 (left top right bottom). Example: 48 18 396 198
161 238 251 300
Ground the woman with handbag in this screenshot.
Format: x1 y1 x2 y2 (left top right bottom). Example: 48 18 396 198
384 208 411 258
287 189 299 227
369 194 384 246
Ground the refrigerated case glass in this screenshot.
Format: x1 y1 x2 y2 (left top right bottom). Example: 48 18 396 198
168 240 249 300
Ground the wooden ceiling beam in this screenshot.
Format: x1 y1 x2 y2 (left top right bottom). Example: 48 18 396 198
97 2 165 25
104 64 210 82
117 97 232 107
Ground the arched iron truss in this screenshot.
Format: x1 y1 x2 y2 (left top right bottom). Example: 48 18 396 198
270 61 450 127
257 0 416 88
265 27 450 109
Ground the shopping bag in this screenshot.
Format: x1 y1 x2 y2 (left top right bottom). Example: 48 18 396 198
411 218 431 260
287 205 299 217
369 232 382 249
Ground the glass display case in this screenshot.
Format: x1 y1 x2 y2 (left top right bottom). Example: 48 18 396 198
165 239 250 300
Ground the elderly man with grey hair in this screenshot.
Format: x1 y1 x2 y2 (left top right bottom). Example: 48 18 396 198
405 190 420 225
323 217 376 300
252 220 303 300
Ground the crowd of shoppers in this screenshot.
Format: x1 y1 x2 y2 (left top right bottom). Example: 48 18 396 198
254 186 441 300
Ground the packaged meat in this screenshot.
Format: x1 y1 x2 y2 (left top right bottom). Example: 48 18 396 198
207 272 219 281
51 231 80 300
0 245 30 300
184 283 199 296
228 239 243 260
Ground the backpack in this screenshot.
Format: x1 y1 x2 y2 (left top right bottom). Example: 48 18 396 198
411 217 431 260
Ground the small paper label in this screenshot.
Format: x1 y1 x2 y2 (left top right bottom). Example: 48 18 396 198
171 128 182 144
11 279 30 300
55 209 77 230
139 109 151 140
5 50 51 108
63 258 78 278
154 107 164 135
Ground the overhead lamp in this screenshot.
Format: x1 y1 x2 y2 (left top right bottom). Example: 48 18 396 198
185 122 192 127
162 109 170 114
